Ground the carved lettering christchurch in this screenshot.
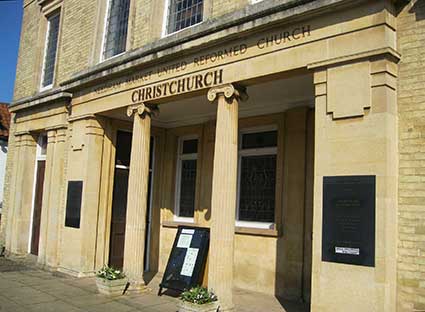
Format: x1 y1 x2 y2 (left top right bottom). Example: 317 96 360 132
131 69 224 103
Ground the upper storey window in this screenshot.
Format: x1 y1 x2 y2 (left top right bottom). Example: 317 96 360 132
103 0 131 60
165 0 203 35
40 12 60 90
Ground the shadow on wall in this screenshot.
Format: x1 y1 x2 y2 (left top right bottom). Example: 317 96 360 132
396 0 425 20
274 108 314 312
410 0 425 20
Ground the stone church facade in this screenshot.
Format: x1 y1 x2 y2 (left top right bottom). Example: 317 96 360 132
1 0 425 311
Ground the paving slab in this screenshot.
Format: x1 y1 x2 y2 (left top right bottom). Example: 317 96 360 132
0 257 309 311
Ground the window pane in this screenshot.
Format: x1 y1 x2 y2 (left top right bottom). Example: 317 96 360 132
167 0 203 34
39 134 48 156
42 13 60 88
239 155 276 222
178 159 197 217
115 131 132 167
182 139 198 154
241 131 277 149
103 0 130 59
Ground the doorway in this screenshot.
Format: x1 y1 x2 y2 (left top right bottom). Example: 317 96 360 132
108 130 154 270
30 134 47 256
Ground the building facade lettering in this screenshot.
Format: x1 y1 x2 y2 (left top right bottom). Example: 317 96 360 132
131 69 224 103
93 25 311 98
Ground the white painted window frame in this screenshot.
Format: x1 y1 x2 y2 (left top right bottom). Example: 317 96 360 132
100 0 126 63
145 136 155 272
174 135 198 223
28 134 47 253
236 126 278 229
40 12 60 92
161 0 204 38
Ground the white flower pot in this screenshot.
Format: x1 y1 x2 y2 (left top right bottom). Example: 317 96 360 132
177 300 219 312
95 277 128 296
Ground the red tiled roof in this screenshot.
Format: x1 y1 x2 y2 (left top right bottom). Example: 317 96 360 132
0 104 11 141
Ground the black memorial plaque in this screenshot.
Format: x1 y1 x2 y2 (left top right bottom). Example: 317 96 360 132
65 181 83 228
159 226 209 295
322 176 375 267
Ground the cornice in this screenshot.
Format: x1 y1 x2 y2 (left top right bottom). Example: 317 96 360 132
10 89 72 112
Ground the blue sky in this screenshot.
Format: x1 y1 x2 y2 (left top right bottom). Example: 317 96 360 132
0 0 23 103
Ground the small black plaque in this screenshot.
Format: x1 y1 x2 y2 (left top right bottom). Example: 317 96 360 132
322 176 375 267
159 226 209 295
65 181 83 228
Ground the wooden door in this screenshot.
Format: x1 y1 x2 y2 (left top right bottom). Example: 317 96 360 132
108 168 129 269
30 160 46 255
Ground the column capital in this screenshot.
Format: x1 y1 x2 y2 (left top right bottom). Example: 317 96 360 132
207 84 248 102
127 103 159 118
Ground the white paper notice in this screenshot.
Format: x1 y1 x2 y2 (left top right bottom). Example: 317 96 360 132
182 229 195 235
335 247 360 255
181 248 199 277
177 234 193 249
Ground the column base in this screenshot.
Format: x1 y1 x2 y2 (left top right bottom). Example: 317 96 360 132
126 279 148 293
217 301 235 312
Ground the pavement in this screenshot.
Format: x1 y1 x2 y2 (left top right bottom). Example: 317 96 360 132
0 257 309 312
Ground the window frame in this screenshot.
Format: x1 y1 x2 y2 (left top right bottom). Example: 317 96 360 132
101 0 130 62
162 0 204 37
174 135 199 223
39 11 61 92
236 126 278 229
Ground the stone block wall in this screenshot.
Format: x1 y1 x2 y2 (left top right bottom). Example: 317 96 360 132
397 1 425 311
211 0 248 17
56 0 97 84
13 1 41 100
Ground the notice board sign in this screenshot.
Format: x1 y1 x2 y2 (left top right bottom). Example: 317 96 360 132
159 226 209 295
322 176 376 267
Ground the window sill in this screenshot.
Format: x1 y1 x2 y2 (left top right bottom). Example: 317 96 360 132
162 221 279 237
162 220 200 228
235 226 279 237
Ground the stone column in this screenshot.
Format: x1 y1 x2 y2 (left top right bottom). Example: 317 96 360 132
5 134 22 253
46 128 67 267
207 84 246 311
11 133 37 254
37 130 56 266
123 103 157 287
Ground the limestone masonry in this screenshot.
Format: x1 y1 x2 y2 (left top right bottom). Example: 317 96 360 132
2 0 425 311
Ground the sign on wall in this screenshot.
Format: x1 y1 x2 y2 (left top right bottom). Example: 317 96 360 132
322 176 376 267
65 181 83 228
159 226 210 295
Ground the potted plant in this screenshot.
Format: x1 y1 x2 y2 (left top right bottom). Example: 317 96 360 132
95 265 128 296
178 286 219 312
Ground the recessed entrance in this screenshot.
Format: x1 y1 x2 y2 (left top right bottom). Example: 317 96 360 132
30 134 47 256
108 130 154 270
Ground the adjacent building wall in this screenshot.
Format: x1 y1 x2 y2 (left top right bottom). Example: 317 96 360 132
0 120 16 246
397 1 425 311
